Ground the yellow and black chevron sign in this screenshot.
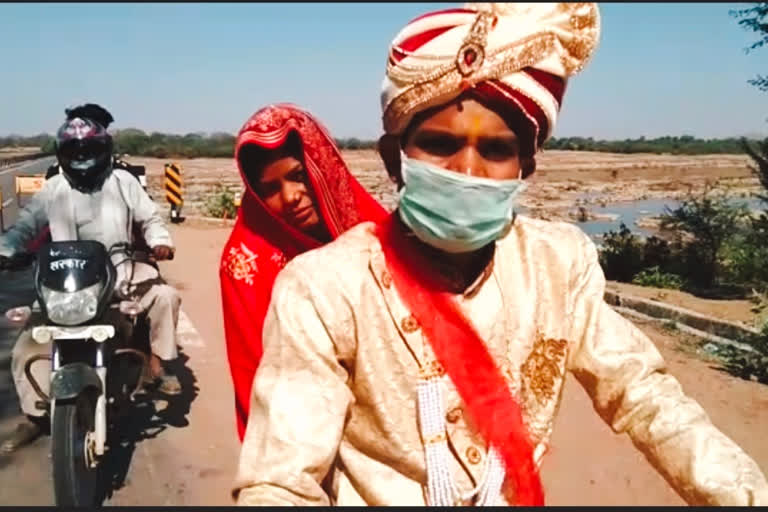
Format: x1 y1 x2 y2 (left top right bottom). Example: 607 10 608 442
164 163 183 206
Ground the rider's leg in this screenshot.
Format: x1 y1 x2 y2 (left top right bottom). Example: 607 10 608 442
11 329 49 418
142 283 182 394
131 262 182 395
2 330 50 453
141 283 181 362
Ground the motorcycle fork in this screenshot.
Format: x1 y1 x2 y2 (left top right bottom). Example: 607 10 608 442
94 346 107 457
48 342 108 459
49 344 60 427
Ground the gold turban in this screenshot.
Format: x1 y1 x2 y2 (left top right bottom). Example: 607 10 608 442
381 2 601 156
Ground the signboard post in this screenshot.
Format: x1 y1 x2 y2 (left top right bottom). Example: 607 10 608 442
0 186 5 232
164 162 185 224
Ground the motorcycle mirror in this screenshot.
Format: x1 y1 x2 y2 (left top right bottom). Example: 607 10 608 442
5 306 31 324
119 301 142 317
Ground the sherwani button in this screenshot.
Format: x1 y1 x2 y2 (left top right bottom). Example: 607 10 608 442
401 315 419 333
446 407 462 423
381 270 392 288
466 446 482 464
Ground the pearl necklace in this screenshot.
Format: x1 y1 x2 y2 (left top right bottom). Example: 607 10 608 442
417 363 507 506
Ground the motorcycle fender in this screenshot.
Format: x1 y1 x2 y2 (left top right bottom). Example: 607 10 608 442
50 363 103 401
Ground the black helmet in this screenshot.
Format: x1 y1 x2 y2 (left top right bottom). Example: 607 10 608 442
55 104 115 191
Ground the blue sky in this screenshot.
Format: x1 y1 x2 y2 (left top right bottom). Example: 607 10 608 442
1 2 766 139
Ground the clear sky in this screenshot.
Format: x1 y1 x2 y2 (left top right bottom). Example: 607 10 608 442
1 2 766 140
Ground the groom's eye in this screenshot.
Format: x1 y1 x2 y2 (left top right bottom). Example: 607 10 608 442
412 131 462 157
478 137 519 161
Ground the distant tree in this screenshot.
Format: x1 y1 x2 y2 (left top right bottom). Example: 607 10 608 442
743 138 768 201
731 4 768 205
730 2 768 91
41 138 56 154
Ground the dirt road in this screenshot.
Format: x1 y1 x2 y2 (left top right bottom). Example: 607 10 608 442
1 222 766 505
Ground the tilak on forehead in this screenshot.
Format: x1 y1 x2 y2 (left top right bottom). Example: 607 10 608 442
381 2 601 164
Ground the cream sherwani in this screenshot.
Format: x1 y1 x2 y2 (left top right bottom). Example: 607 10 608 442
233 216 768 506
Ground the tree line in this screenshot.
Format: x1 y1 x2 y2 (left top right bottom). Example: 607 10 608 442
0 131 764 158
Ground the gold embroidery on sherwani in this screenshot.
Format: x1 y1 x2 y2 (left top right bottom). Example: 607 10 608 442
223 242 259 285
521 336 568 403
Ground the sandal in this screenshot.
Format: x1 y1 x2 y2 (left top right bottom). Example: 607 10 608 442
0 420 42 454
157 374 182 395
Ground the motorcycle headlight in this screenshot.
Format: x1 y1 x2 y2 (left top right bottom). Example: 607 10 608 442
41 282 102 326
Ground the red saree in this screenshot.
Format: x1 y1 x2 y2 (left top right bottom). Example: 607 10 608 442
220 104 387 441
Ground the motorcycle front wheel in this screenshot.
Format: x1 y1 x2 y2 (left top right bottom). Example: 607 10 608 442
51 393 99 506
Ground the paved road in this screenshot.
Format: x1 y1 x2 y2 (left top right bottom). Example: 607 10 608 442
0 157 56 232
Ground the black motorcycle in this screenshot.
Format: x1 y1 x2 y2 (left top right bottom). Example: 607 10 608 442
4 241 160 506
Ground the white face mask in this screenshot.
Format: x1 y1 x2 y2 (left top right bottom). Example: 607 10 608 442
397 152 527 253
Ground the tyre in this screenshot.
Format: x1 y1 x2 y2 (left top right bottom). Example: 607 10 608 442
51 393 99 506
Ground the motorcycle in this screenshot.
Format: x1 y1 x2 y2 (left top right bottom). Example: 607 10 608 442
4 240 167 506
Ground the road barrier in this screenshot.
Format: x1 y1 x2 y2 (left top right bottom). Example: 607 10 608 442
164 162 184 223
15 174 46 215
15 175 46 196
604 289 760 350
0 174 46 232
0 152 52 169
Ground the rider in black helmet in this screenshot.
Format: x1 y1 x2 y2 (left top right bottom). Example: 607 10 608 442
0 103 182 454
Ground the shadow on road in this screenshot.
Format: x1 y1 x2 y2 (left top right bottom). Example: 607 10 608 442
712 360 768 386
96 348 199 504
695 341 768 386
0 350 20 423
0 267 37 424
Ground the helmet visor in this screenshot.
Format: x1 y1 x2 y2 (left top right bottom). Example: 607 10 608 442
57 137 109 164
56 117 110 164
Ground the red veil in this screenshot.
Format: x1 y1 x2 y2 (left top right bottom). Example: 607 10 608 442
220 104 387 441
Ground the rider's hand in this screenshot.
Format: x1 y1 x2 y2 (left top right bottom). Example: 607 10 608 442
152 245 175 261
0 253 33 271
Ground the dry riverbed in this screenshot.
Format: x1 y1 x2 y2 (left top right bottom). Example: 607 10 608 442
126 150 760 222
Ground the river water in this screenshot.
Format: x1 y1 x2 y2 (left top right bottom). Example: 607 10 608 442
523 196 766 243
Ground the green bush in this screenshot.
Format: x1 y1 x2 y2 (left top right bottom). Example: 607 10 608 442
660 184 751 288
598 223 645 282
715 321 768 384
631 266 684 289
204 185 238 219
706 342 768 384
720 233 768 286
640 236 672 269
